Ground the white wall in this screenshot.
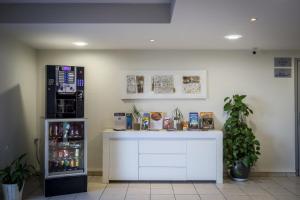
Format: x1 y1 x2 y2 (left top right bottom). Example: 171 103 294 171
0 33 37 169
37 50 299 173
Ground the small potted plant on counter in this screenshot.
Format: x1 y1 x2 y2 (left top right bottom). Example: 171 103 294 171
172 107 184 130
0 153 35 200
132 105 142 130
223 94 261 181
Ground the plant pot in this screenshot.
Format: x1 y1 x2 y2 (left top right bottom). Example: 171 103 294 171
2 183 23 200
229 161 250 181
133 123 141 130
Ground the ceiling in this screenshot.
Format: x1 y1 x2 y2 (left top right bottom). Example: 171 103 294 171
0 0 171 3
0 0 299 50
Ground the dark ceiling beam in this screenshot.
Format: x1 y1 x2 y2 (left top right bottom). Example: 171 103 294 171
0 3 172 23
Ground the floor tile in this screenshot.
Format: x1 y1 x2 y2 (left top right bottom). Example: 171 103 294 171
129 183 150 189
194 183 221 195
225 195 251 200
100 193 126 200
21 176 300 200
219 187 246 196
106 183 128 188
127 183 150 195
200 194 225 200
75 191 102 200
172 183 197 194
89 176 103 183
104 187 127 193
48 193 77 200
24 188 46 200
127 188 150 195
175 194 201 200
217 183 240 190
284 185 300 195
151 194 175 200
249 194 276 200
151 188 174 195
125 194 150 200
239 185 268 195
88 183 106 192
273 193 300 200
264 186 291 195
24 195 47 200
151 183 172 189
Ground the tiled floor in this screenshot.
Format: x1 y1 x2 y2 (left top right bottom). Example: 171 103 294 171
22 176 300 200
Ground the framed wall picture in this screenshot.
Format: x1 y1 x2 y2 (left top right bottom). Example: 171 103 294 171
121 70 207 99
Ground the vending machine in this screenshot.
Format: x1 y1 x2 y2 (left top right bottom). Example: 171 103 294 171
44 119 87 197
44 65 87 197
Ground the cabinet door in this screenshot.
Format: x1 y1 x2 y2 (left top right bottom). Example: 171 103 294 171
109 139 138 180
187 139 217 180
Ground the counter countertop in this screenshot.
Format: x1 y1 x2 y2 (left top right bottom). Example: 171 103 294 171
103 129 223 139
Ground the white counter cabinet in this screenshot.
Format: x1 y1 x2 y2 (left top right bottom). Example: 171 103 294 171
102 130 223 183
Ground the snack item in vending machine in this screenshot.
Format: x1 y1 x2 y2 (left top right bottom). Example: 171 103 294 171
64 159 70 167
52 151 57 159
58 150 64 158
75 159 79 168
70 159 75 168
60 160 65 167
54 125 59 137
63 150 69 158
75 149 80 157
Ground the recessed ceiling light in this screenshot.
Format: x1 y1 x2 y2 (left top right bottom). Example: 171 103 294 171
72 41 88 46
149 39 155 42
224 34 243 40
250 17 257 22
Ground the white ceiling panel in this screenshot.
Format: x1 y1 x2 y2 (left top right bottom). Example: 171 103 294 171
0 0 299 50
0 0 171 3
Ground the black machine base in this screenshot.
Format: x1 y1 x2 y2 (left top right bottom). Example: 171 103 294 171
45 175 87 197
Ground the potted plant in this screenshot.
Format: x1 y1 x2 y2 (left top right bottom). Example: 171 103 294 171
132 105 142 130
223 95 260 181
172 107 184 130
0 154 35 200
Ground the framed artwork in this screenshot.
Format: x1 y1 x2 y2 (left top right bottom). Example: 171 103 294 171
121 70 207 99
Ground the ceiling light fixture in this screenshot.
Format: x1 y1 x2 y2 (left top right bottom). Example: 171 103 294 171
224 34 243 40
72 41 88 46
250 17 257 22
149 39 155 42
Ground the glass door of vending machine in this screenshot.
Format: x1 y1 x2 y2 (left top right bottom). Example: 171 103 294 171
45 119 87 178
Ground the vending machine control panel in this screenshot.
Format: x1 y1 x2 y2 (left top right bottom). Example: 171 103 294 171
57 66 76 93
